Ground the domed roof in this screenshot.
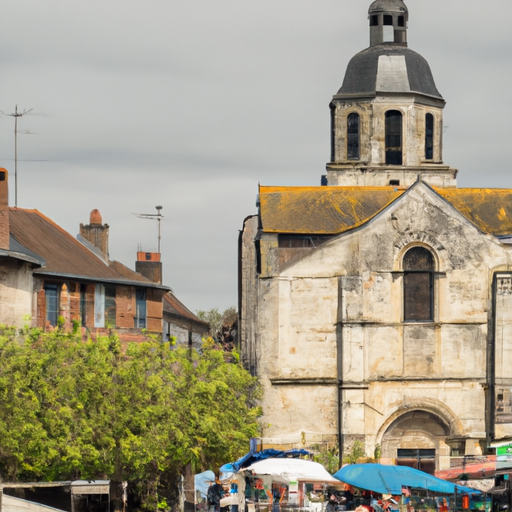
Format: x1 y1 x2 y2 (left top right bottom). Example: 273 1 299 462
337 44 443 100
369 0 408 14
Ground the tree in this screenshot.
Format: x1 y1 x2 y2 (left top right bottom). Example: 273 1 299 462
0 325 261 511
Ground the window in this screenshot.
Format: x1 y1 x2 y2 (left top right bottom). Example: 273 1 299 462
347 113 360 160
330 102 336 162
105 285 116 327
94 284 117 328
383 15 393 25
80 284 87 326
45 284 59 326
389 180 400 186
425 113 434 160
385 110 403 165
397 16 405 27
403 247 434 322
370 15 379 26
135 289 147 329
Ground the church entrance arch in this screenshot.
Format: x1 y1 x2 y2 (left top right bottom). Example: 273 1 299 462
380 410 451 474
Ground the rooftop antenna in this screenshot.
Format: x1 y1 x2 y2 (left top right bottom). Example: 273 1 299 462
133 206 164 253
1 105 33 207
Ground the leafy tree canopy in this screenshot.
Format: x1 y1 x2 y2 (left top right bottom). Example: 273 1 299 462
0 325 261 511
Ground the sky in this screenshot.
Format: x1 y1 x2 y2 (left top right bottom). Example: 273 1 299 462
0 0 511 313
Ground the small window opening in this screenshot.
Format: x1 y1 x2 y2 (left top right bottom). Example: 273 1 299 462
383 15 393 25
425 113 434 160
347 113 360 160
389 180 400 186
397 16 405 27
0 172 5 181
370 15 379 26
134 289 147 329
385 110 403 165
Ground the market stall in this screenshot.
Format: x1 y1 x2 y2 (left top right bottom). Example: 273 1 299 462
239 457 344 512
333 464 483 512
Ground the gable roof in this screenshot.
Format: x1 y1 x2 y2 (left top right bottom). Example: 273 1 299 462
259 185 512 237
259 185 405 234
434 188 512 236
163 293 209 330
8 208 169 289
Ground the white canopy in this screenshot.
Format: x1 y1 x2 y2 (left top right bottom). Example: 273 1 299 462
243 458 339 483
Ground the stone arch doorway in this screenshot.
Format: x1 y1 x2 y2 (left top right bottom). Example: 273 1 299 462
380 410 450 474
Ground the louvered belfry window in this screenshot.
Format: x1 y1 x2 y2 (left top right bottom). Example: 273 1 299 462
403 247 434 321
347 113 360 160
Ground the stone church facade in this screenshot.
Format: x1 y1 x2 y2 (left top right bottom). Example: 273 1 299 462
239 0 512 471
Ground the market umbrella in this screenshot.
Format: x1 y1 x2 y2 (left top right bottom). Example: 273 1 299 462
333 464 480 495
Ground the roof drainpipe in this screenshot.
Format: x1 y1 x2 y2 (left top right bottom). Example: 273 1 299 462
487 272 500 448
337 277 344 466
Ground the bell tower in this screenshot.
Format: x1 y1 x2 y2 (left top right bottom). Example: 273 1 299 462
326 0 457 188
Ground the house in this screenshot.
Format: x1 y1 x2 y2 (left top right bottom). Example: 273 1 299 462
163 293 209 350
239 0 512 472
0 168 169 342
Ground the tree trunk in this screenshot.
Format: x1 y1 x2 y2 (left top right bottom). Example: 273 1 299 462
183 463 195 512
110 443 123 512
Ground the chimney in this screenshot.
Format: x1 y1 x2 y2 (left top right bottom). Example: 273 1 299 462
136 251 163 284
0 169 9 250
79 209 109 260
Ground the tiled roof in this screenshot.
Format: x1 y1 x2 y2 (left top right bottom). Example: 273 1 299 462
259 185 404 234
8 208 169 289
434 188 512 236
164 293 209 329
259 185 512 237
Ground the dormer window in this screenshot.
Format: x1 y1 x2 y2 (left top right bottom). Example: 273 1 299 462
347 113 360 160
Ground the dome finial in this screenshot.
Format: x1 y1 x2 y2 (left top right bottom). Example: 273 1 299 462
368 0 409 47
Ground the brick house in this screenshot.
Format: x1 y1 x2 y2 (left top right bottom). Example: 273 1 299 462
0 168 169 341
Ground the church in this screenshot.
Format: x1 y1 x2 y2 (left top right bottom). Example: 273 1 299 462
238 0 512 472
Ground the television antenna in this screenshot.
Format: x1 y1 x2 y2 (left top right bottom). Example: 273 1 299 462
1 105 33 207
133 206 164 253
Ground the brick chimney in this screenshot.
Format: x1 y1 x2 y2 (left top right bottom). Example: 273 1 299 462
0 169 9 250
136 251 163 284
79 209 109 260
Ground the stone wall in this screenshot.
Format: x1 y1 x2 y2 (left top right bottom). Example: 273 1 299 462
251 182 511 464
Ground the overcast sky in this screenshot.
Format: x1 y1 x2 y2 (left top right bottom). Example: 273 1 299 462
1 0 511 313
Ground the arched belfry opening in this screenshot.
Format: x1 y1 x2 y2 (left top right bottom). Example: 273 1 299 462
381 410 451 474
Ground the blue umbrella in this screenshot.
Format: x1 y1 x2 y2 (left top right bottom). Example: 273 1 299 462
333 464 480 495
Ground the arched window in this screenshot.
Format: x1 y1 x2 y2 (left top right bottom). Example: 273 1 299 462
347 113 360 160
330 103 336 162
425 113 434 160
403 247 434 321
385 110 402 165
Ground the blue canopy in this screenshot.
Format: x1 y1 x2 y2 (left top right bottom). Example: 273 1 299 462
194 470 216 498
333 464 480 495
220 449 310 473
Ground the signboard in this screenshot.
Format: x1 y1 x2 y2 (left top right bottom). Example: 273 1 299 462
496 445 512 456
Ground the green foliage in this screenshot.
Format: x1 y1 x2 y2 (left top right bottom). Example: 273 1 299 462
0 326 261 510
311 443 340 474
196 307 237 340
342 440 369 465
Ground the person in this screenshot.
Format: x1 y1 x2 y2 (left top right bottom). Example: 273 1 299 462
207 479 224 512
